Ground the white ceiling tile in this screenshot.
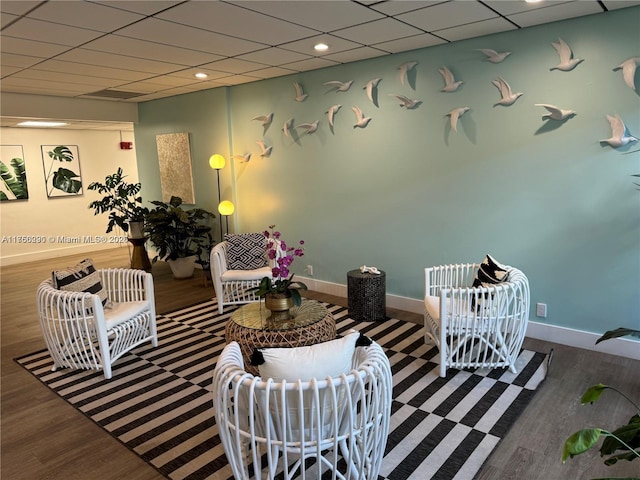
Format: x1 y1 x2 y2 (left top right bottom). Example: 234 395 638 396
370 0 448 16
199 58 270 75
435 17 517 42
1 17 103 46
322 46 389 64
279 34 363 56
0 1 42 15
236 47 311 66
601 1 640 10
165 69 232 81
227 0 385 32
156 1 319 45
279 57 341 73
26 1 144 32
1 52 45 68
0 65 21 76
55 49 186 75
11 69 116 88
92 1 184 16
248 66 299 79
507 2 603 28
373 33 447 53
1 12 18 29
333 18 424 45
484 1 575 16
83 35 224 66
116 17 268 56
397 1 497 31
1 36 72 57
31 59 153 82
0 76 99 94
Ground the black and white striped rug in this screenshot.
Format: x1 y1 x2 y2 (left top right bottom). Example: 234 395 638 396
16 299 549 480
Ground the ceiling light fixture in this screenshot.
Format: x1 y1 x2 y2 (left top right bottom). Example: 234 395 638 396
17 121 68 127
195 72 208 79
314 43 329 52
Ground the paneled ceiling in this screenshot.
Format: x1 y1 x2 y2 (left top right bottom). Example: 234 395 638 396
1 0 638 130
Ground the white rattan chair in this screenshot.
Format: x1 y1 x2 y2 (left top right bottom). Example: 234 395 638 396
36 268 158 379
213 340 392 480
210 241 272 314
424 263 530 377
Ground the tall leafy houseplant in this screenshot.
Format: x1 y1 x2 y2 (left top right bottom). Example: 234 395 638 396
562 328 640 478
144 196 215 278
88 168 148 235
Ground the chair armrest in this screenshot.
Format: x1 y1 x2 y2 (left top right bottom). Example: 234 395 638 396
98 268 153 303
211 242 228 277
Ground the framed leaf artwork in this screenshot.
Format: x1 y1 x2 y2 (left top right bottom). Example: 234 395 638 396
0 145 29 201
41 145 83 198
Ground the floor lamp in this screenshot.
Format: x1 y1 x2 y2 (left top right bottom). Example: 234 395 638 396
218 200 235 237
209 154 226 242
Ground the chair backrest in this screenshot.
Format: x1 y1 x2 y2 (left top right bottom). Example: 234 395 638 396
213 341 392 480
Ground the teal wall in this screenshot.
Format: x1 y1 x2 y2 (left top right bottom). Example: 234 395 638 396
135 8 640 336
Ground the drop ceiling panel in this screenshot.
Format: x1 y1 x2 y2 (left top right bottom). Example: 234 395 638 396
11 69 119 88
278 34 363 56
236 47 312 66
25 1 145 32
55 48 186 75
200 57 270 75
93 0 184 16
156 1 319 45
333 18 425 45
1 36 72 58
1 52 45 68
116 17 267 56
0 76 104 94
483 0 574 16
0 1 42 15
1 17 104 46
0 12 19 29
83 35 224 66
279 57 341 73
370 0 448 16
397 2 498 31
323 46 389 64
373 33 447 53
435 17 517 42
508 1 603 27
248 66 299 79
31 59 154 82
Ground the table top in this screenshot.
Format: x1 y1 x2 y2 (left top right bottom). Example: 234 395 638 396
230 299 328 331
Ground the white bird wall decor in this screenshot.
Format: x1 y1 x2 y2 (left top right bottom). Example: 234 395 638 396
282 118 294 138
535 104 577 121
446 107 470 133
352 106 372 129
398 61 418 87
491 77 523 107
295 120 319 134
252 113 273 126
257 140 273 157
293 81 308 102
326 104 342 129
233 153 252 163
476 48 511 63
364 78 382 105
613 57 640 91
550 38 584 71
601 113 638 148
389 94 422 109
439 66 463 92
324 80 353 92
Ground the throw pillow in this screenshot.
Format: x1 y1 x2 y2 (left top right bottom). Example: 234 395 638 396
224 233 268 270
473 254 509 288
52 258 109 305
251 331 371 382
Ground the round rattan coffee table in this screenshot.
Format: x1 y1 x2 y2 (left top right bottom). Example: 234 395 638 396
225 299 336 375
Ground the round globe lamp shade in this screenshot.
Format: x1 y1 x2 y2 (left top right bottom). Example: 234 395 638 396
209 154 226 170
218 200 235 216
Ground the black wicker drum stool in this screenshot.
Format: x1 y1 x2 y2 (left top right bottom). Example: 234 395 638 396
347 269 387 321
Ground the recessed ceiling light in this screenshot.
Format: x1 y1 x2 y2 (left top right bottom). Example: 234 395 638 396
195 72 208 79
17 121 68 127
314 43 329 52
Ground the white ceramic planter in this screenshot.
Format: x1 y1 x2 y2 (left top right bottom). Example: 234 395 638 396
167 255 196 279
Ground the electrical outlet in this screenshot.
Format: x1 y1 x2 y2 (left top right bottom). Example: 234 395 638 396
536 303 547 318
307 265 313 276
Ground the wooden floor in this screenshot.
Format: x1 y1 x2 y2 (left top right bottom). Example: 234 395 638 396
2 247 639 480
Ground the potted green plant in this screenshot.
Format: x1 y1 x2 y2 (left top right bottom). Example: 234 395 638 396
144 196 215 279
247 225 307 321
562 328 640 478
88 167 148 238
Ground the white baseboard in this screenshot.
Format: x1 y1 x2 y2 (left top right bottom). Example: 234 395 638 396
298 275 640 361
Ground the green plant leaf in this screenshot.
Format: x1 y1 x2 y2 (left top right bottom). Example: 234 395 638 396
596 328 640 344
52 168 82 193
0 159 29 200
562 428 603 462
601 419 640 455
47 145 73 162
581 384 609 404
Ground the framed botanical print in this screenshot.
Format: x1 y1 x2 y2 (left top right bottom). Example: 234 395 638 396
41 145 83 198
0 145 29 201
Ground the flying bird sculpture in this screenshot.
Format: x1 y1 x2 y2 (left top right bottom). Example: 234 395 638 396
613 57 640 91
446 107 470 133
256 140 273 157
535 104 577 121
389 94 422 109
233 153 252 163
252 112 273 126
352 106 371 129
398 61 418 87
550 38 584 71
364 78 382 104
601 113 638 148
293 81 308 102
295 120 319 135
324 80 353 92
282 118 294 138
476 48 511 63
491 77 523 107
439 66 463 92
326 104 342 129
